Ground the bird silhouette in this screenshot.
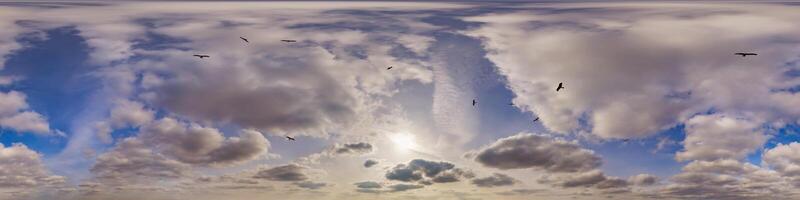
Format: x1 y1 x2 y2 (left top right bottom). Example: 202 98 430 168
240 37 249 43
734 52 757 57
281 39 297 43
533 117 539 122
508 102 514 106
622 139 630 143
286 136 296 141
193 54 210 59
387 66 393 70
556 82 565 91
472 99 477 106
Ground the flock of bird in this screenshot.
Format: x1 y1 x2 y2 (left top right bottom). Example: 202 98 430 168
191 36 759 142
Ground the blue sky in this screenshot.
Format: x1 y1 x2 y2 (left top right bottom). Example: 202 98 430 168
1 1 800 200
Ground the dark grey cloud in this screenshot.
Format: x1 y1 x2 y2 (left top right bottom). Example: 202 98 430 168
472 133 601 173
560 170 607 188
387 184 423 192
294 181 327 190
354 181 381 189
355 182 424 194
471 173 517 187
332 142 373 155
253 164 308 182
385 159 473 184
364 159 378 168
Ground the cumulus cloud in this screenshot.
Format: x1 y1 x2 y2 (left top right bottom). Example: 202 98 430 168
138 118 269 166
296 142 375 165
332 142 373 155
0 143 65 187
676 114 767 161
385 159 473 184
0 111 50 134
471 173 517 187
659 159 791 199
354 181 381 189
107 99 154 129
464 4 800 140
497 189 545 196
0 76 22 86
94 99 155 143
90 118 270 183
628 174 658 186
472 133 601 173
540 170 628 190
364 159 378 168
764 142 800 177
90 138 191 183
0 91 51 135
294 181 327 190
356 183 424 193
121 7 437 139
253 164 308 182
387 183 423 192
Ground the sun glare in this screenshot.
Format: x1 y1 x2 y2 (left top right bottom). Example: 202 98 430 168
390 133 416 151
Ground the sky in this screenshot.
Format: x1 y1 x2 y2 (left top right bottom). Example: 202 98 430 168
1 1 800 200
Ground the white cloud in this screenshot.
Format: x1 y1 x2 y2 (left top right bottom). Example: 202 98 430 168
0 111 50 134
764 142 800 177
0 143 65 187
676 114 767 161
108 99 154 129
90 138 191 184
463 4 800 140
628 174 658 186
0 91 51 135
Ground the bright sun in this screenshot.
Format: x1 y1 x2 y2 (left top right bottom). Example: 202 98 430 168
390 133 416 151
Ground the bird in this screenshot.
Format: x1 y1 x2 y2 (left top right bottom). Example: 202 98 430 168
734 52 757 57
622 139 630 142
508 102 514 106
472 99 477 106
281 39 297 43
193 54 210 59
387 66 393 70
285 136 296 141
533 117 539 122
240 36 249 43
556 82 565 91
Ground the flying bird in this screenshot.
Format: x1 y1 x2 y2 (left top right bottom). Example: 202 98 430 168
387 66 393 70
623 139 630 142
508 102 514 106
193 54 210 59
734 52 757 57
472 99 477 106
556 82 565 91
240 36 249 43
286 136 296 141
281 39 297 43
533 117 539 122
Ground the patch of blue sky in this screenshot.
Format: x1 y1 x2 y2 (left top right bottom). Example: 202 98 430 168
1 26 96 155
